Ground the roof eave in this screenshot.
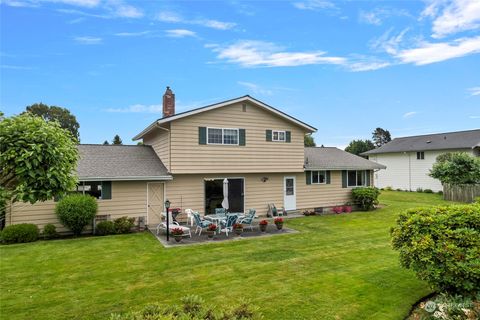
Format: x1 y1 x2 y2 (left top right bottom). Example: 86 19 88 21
305 166 386 170
79 175 173 181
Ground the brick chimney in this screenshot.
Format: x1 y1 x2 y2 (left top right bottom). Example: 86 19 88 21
162 86 175 118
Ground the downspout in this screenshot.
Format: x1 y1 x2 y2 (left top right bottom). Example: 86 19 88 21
408 152 412 191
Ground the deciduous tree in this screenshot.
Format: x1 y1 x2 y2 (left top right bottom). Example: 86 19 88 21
25 103 80 141
345 139 375 157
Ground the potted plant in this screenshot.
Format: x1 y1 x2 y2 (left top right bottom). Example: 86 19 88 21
332 206 343 214
206 224 217 239
259 219 268 232
171 228 183 242
233 223 243 236
274 217 284 230
343 203 352 213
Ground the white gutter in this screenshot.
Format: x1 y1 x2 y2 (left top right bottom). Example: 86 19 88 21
79 175 173 182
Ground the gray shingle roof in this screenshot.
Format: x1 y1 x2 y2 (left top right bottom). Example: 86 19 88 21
305 147 386 170
77 145 170 181
362 129 480 155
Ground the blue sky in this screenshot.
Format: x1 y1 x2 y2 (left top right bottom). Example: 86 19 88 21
1 0 479 147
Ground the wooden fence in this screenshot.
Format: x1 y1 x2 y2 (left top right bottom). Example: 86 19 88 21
443 183 480 203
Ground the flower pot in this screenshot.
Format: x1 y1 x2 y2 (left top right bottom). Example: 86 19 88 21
234 228 243 236
259 224 267 232
206 230 215 239
174 235 182 242
275 222 283 230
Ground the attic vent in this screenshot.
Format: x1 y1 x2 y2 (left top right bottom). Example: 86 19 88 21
242 103 247 112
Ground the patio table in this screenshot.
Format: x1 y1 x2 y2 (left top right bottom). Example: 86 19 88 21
204 214 227 234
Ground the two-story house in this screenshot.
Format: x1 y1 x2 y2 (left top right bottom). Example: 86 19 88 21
5 87 385 232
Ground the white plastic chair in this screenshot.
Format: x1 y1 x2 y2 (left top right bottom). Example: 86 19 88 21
185 209 195 226
156 212 191 238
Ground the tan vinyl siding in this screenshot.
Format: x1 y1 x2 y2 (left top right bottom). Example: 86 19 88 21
6 181 150 233
166 172 353 219
169 102 306 173
143 125 170 171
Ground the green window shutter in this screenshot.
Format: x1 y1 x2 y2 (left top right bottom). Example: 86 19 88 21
199 127 207 145
285 131 291 143
101 181 112 200
239 129 246 146
266 130 272 142
326 171 331 184
366 170 371 186
342 170 347 188
306 171 311 185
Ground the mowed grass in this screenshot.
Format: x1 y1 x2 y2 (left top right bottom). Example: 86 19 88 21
1 191 448 320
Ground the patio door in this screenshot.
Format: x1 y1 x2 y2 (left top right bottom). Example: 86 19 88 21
147 182 164 226
204 178 244 215
284 176 296 211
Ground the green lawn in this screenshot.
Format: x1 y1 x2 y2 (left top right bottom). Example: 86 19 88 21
1 191 448 320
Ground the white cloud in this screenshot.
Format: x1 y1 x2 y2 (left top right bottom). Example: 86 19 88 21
395 36 480 65
112 3 143 18
74 36 102 44
346 60 390 72
422 0 480 38
359 8 411 26
165 29 196 38
210 40 346 67
370 28 410 55
468 86 480 96
292 0 335 11
403 111 418 118
114 30 150 37
155 11 236 30
469 115 480 119
2 0 101 7
105 104 163 113
1 64 34 70
237 81 273 95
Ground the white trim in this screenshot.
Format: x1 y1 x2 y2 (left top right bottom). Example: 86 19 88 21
311 170 327 184
272 130 286 142
79 175 173 182
206 127 239 146
132 96 316 140
203 177 245 214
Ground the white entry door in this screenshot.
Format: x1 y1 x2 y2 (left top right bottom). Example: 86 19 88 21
284 176 296 211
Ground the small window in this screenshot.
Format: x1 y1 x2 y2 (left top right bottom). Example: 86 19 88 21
347 170 366 187
311 171 326 184
272 130 286 142
76 181 102 199
207 128 239 145
417 151 425 160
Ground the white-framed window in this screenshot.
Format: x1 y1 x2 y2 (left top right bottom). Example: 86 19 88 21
347 170 366 187
76 181 102 199
311 170 326 184
272 130 286 142
207 128 239 145
416 151 425 160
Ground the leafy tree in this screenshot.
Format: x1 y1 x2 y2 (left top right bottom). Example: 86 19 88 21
103 140 109 145
372 127 391 147
112 134 123 145
304 134 316 147
429 152 480 185
25 103 80 141
0 113 78 204
345 139 375 157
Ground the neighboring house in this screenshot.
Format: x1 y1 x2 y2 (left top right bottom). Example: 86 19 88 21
362 130 480 192
6 87 384 232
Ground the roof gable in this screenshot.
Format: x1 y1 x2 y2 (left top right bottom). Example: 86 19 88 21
133 95 316 140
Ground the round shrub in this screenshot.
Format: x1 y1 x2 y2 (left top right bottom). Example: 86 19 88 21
96 221 115 236
42 223 58 239
391 203 480 295
113 216 135 234
55 194 97 236
1 223 39 244
351 187 380 211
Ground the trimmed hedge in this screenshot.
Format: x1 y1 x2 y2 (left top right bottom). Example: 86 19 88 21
55 194 97 236
113 216 135 234
42 223 58 239
351 187 380 211
1 223 39 244
95 221 115 236
391 203 480 295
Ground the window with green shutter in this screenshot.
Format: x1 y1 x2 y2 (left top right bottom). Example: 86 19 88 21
101 181 112 200
342 170 347 188
285 131 291 143
326 170 331 184
199 127 207 145
305 171 311 185
239 129 246 146
266 129 272 141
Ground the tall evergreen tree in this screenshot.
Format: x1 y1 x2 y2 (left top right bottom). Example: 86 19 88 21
372 127 391 147
112 135 123 145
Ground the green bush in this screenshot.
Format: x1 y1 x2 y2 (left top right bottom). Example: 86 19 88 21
351 187 380 211
55 194 97 236
391 203 480 295
384 186 393 191
423 189 433 193
416 187 423 193
96 221 115 236
113 216 135 234
1 223 39 244
109 294 261 320
42 224 58 239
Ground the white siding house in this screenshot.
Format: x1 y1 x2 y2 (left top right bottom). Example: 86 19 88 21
363 130 480 192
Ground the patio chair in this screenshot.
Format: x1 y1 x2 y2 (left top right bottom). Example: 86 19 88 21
156 211 192 238
192 211 212 236
267 204 285 217
219 214 238 237
238 209 256 231
185 209 195 226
